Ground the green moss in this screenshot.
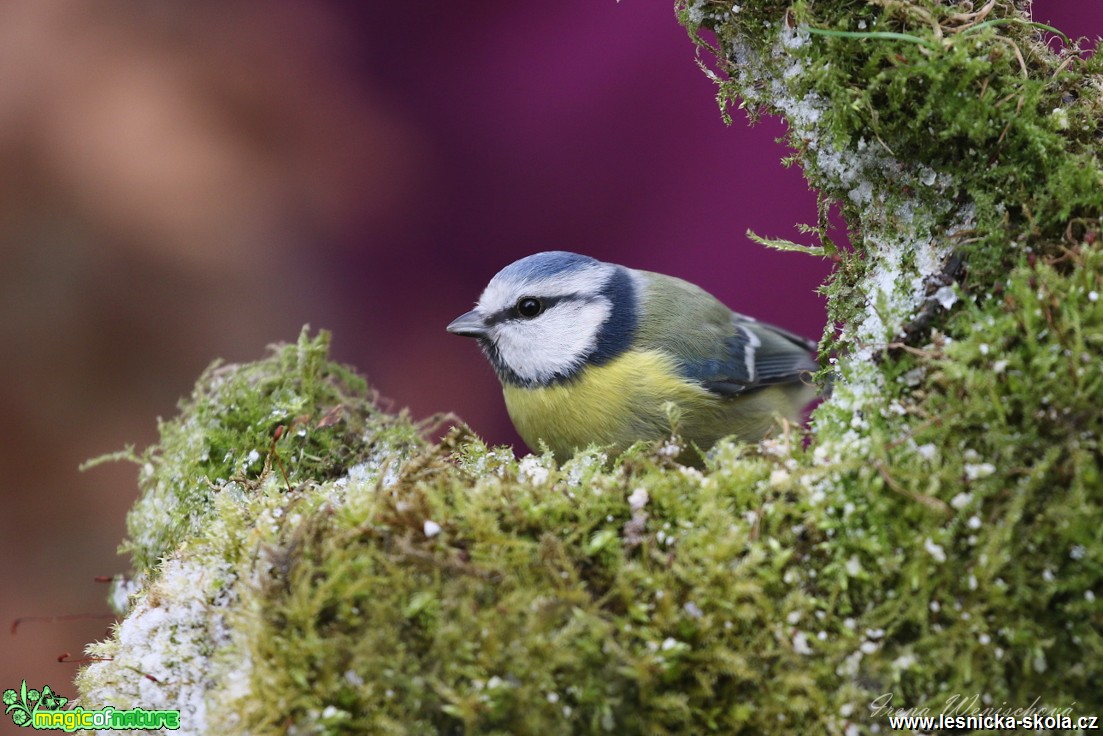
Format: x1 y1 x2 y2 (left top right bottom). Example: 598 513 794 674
681 0 1103 341
226 434 862 734
807 245 1103 715
116 327 420 574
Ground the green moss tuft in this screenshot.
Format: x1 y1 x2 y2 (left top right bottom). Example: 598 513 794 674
117 326 422 576
807 244 1103 716
232 440 836 734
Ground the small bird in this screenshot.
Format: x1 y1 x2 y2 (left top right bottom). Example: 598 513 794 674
447 251 819 462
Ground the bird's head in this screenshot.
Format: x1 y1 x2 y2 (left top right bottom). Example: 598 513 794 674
447 251 638 387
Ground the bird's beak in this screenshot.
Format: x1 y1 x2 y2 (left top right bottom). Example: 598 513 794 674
447 309 488 338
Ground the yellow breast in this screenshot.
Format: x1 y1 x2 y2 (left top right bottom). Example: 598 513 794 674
501 350 714 460
502 349 811 460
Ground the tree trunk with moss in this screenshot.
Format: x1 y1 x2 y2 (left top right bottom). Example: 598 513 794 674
74 2 1100 734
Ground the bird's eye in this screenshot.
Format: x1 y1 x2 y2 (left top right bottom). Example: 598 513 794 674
516 297 544 318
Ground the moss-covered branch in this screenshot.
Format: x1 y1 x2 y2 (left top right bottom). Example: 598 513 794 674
76 1 1101 733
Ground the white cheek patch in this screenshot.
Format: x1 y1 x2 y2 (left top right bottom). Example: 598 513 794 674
492 299 611 384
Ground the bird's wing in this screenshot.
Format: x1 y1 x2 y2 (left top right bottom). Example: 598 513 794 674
634 270 819 396
698 314 818 396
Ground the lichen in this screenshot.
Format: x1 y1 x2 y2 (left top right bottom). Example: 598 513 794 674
76 1 1102 733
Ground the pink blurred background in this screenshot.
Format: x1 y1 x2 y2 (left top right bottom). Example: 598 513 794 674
1 1 1098 721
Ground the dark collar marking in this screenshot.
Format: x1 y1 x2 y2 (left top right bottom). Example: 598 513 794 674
588 266 636 366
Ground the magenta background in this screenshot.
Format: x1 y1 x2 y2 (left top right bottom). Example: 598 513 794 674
0 2 1097 722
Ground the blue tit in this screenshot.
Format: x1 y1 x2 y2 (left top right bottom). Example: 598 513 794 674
447 251 819 462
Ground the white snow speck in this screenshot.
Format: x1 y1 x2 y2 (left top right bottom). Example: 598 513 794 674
518 455 550 485
950 492 973 509
1050 107 1069 130
964 462 996 480
924 538 946 563
893 653 917 670
932 285 958 310
792 631 813 655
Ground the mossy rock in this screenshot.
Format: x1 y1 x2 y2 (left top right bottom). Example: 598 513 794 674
77 310 1101 734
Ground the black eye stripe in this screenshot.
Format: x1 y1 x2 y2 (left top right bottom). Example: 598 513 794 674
481 293 587 327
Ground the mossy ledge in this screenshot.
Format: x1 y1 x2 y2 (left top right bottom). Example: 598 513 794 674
77 2 1101 733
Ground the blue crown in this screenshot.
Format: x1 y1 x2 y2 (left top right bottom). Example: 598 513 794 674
497 251 598 282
